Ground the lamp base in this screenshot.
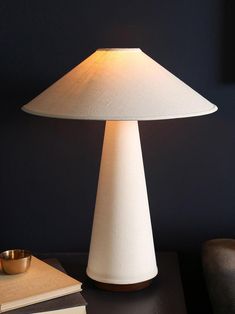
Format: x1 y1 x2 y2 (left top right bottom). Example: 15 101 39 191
92 279 153 292
87 121 158 289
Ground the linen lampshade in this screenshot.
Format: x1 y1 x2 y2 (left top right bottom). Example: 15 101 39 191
22 48 217 120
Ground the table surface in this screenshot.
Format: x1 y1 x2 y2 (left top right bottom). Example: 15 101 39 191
38 252 187 314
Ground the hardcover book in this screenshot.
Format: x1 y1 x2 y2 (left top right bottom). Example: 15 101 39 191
0 257 82 313
6 259 87 314
7 294 86 314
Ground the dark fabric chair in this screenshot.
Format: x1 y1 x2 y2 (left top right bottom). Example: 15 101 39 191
202 239 235 314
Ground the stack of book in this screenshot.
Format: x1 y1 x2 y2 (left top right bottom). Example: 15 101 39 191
0 256 87 314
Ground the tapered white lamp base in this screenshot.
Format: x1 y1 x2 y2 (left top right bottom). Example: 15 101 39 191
87 121 158 289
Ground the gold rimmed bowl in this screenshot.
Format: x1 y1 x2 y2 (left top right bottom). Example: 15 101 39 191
0 249 32 275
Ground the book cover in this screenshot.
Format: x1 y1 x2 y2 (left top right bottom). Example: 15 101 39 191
6 294 86 314
0 257 82 313
6 258 86 314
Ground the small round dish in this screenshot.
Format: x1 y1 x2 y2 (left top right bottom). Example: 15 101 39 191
0 249 32 275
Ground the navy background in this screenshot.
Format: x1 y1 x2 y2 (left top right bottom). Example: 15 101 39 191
0 0 234 254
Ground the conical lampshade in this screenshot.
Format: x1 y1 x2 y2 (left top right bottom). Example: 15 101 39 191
22 48 217 120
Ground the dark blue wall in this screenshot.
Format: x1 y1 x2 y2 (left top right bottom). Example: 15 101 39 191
0 0 234 253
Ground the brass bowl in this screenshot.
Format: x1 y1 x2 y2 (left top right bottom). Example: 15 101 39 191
0 249 32 275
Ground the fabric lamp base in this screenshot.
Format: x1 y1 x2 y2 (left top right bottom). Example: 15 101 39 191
87 121 158 288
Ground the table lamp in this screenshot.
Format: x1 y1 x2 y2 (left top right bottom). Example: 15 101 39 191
22 48 217 291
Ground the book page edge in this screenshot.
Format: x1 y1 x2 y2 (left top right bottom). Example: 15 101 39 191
1 285 82 313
